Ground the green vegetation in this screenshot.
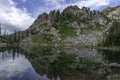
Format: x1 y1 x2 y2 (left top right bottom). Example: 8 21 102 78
78 57 101 70
31 46 102 73
51 51 76 71
0 38 5 43
59 26 76 39
32 33 54 44
80 23 103 34
55 22 76 39
102 50 120 64
61 12 79 22
32 46 76 70
103 21 120 46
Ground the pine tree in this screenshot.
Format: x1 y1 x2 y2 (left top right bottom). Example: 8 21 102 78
4 27 6 36
0 23 2 35
18 32 20 41
0 23 1 35
14 30 17 42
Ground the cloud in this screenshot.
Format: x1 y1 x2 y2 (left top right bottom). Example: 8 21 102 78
42 0 111 10
74 0 110 9
34 0 111 17
22 0 27 3
0 0 35 34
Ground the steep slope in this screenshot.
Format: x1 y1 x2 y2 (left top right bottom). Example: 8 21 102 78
102 6 120 21
101 6 120 46
18 5 120 49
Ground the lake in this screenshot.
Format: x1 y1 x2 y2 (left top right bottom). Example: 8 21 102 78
0 47 120 80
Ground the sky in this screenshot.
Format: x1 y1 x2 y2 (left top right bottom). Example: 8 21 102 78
0 0 120 34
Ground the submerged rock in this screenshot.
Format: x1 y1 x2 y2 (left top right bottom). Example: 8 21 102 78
105 63 120 68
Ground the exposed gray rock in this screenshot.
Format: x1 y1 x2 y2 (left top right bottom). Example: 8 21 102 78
105 63 120 68
17 5 120 48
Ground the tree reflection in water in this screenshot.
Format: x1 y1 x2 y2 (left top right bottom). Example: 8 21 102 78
0 46 120 80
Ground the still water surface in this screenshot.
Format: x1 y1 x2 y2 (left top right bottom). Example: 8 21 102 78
0 47 120 80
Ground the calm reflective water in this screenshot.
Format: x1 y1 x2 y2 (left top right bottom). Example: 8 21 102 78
0 47 120 80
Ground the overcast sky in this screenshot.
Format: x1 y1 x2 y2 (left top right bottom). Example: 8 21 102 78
0 0 120 34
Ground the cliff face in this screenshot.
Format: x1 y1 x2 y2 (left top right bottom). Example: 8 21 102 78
19 5 120 48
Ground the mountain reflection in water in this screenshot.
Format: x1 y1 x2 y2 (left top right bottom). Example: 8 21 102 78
0 48 52 80
0 47 119 80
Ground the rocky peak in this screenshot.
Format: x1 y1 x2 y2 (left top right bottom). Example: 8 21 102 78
102 6 120 20
65 5 80 10
29 13 49 29
107 6 120 20
37 12 48 23
17 5 120 47
29 5 120 30
81 6 90 12
49 10 57 16
49 10 59 22
63 5 80 14
64 6 91 13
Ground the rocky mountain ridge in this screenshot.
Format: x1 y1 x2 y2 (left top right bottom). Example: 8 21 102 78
16 5 120 49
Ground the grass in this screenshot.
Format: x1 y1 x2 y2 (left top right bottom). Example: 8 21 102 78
58 23 77 39
32 33 54 44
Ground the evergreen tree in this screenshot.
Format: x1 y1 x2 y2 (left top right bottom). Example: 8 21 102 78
14 30 17 42
18 32 21 41
104 21 120 46
4 27 6 36
0 23 1 35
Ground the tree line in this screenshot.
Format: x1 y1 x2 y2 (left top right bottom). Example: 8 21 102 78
0 23 30 44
